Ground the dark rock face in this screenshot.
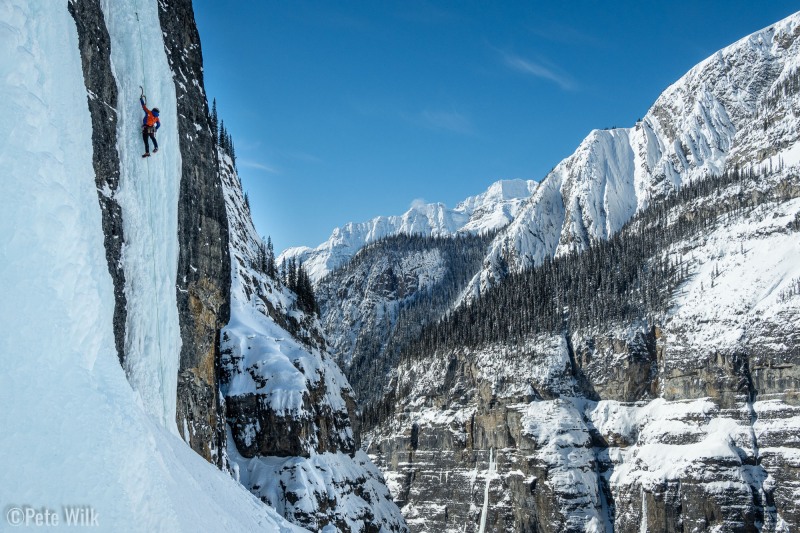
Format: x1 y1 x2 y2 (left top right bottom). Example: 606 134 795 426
225 383 358 459
157 0 231 466
573 328 659 402
68 0 127 365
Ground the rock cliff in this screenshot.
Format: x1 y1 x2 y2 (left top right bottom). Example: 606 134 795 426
157 0 231 467
68 0 126 365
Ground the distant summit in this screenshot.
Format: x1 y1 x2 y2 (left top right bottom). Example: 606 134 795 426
279 178 537 283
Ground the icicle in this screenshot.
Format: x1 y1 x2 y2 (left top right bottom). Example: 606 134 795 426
478 448 497 533
640 487 648 533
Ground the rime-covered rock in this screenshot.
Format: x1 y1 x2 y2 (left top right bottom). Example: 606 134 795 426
219 152 407 531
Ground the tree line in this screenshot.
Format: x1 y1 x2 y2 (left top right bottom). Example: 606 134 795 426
401 166 798 358
253 236 319 316
211 98 236 169
358 166 799 430
210 97 318 317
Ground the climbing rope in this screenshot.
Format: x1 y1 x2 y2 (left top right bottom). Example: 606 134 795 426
135 5 169 427
135 11 147 96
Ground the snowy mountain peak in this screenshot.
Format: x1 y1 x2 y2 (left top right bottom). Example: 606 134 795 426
358 13 800 531
456 178 537 209
458 10 800 302
280 178 537 282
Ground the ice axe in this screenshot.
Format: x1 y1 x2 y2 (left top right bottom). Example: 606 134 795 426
140 86 146 104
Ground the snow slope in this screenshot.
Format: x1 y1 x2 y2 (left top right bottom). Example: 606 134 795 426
280 179 536 283
220 152 355 442
0 1 300 531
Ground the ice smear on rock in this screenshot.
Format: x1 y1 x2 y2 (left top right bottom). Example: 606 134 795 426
102 0 182 432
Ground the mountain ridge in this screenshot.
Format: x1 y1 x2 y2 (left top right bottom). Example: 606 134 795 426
279 178 537 283
457 11 800 304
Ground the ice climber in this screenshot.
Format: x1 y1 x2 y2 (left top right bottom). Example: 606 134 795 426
140 95 160 158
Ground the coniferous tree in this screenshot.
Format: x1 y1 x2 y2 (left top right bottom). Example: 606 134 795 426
211 102 237 168
266 237 276 279
288 258 298 291
256 238 267 274
292 261 319 316
211 98 218 140
397 166 790 359
229 136 237 169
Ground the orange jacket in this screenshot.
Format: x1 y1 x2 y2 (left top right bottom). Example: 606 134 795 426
140 98 161 129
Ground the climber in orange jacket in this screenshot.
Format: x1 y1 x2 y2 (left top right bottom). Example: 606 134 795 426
140 96 160 158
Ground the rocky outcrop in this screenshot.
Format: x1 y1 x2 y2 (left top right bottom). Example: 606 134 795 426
219 152 407 531
157 0 230 466
68 0 126 365
369 336 799 531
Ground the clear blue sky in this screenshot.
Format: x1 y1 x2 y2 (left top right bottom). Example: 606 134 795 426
193 1 799 254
